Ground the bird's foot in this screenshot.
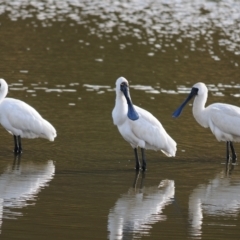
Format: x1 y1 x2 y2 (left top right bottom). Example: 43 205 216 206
13 148 22 154
141 166 147 172
135 163 141 170
135 165 147 171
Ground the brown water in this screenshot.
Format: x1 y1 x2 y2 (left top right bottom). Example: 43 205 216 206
0 0 240 239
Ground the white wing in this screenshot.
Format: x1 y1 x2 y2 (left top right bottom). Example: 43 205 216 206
132 105 177 156
135 105 163 128
208 103 240 141
0 98 56 140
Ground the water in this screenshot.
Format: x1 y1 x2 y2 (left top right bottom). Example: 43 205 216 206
0 0 240 239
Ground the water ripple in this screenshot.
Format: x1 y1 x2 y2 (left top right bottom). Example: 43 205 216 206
0 0 240 59
6 80 240 99
81 82 240 97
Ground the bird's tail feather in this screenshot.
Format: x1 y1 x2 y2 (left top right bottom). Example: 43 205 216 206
41 119 57 141
161 136 177 157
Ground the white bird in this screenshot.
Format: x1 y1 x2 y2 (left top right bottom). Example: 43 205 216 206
112 77 177 170
173 82 240 163
0 79 57 153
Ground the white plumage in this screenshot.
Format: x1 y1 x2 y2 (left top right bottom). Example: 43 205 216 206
0 79 57 153
173 82 240 162
112 77 177 170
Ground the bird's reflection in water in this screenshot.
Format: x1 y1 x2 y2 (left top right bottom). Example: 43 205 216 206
189 163 239 239
0 155 55 233
108 171 175 240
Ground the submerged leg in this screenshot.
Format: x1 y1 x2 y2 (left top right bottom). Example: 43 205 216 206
230 141 237 164
134 148 140 170
17 136 22 153
13 135 22 154
226 141 230 163
141 148 146 171
13 135 18 153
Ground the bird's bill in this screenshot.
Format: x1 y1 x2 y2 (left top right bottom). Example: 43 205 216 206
120 82 139 121
120 82 130 99
120 82 132 105
172 87 198 118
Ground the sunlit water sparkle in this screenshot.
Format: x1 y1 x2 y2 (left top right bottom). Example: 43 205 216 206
0 0 240 64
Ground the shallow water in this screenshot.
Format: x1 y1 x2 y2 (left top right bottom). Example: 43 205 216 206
0 0 240 239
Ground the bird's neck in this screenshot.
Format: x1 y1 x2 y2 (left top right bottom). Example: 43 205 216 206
0 88 7 103
113 95 128 125
192 94 208 127
116 94 127 108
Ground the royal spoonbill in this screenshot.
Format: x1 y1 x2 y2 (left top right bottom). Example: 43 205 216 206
0 79 57 153
112 77 177 170
173 82 240 163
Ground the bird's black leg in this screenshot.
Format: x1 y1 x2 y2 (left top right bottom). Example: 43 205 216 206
230 141 237 164
13 135 22 154
13 135 19 153
134 148 140 170
141 148 146 171
226 141 230 163
17 135 22 153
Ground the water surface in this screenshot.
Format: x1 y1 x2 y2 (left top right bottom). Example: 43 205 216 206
0 0 240 239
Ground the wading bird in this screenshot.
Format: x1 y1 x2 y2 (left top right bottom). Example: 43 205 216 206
173 82 240 163
112 77 177 170
0 79 57 154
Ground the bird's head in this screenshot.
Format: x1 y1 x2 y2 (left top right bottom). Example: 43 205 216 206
172 82 207 118
192 82 208 96
0 79 8 96
115 76 139 121
115 77 129 96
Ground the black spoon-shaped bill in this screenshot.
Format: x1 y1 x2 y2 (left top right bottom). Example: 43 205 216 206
172 87 198 118
120 82 139 121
